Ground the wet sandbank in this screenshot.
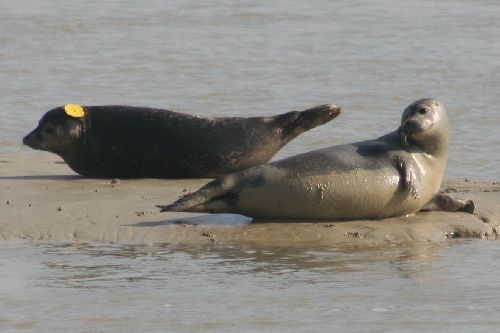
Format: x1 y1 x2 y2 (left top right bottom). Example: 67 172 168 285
1 152 498 245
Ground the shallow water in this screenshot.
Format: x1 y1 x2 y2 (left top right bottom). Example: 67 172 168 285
0 0 499 179
1 241 500 332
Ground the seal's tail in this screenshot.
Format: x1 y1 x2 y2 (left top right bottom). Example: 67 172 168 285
277 104 341 141
157 174 240 213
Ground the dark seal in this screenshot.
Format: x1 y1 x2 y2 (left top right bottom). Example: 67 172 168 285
23 104 340 178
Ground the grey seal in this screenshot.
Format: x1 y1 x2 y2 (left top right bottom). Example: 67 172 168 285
23 104 340 178
158 98 475 219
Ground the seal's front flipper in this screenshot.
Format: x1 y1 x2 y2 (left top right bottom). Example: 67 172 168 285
421 194 476 214
392 155 420 199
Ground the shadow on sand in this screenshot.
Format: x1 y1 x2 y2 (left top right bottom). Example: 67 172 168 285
128 214 252 227
0 175 82 181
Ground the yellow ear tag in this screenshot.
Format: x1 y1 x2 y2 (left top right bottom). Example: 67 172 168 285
64 104 85 118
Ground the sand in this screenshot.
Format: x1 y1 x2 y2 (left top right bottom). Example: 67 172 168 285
0 151 498 246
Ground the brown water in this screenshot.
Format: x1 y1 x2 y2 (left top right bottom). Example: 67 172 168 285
1 241 500 332
1 1 500 331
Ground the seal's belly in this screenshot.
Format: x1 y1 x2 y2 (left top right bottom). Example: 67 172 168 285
236 168 428 220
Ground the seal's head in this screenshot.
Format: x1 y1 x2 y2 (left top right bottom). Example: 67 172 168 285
400 98 449 156
23 104 85 155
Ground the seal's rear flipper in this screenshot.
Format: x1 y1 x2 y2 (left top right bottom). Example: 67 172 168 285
157 174 240 213
421 194 476 214
161 198 235 214
277 104 341 141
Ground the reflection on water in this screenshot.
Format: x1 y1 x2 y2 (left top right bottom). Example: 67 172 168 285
1 241 500 332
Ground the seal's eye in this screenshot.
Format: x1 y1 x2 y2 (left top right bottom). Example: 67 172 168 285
43 127 55 134
418 108 428 115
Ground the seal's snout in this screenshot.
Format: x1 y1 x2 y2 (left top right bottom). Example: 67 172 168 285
402 119 410 131
23 129 44 150
22 132 35 147
402 119 419 133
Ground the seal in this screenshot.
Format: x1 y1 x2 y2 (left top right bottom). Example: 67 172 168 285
23 104 340 178
158 98 475 219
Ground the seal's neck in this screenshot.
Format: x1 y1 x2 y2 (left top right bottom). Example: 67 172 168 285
424 134 449 159
399 126 450 159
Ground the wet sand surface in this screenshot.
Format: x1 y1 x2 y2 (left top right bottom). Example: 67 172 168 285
1 152 499 245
